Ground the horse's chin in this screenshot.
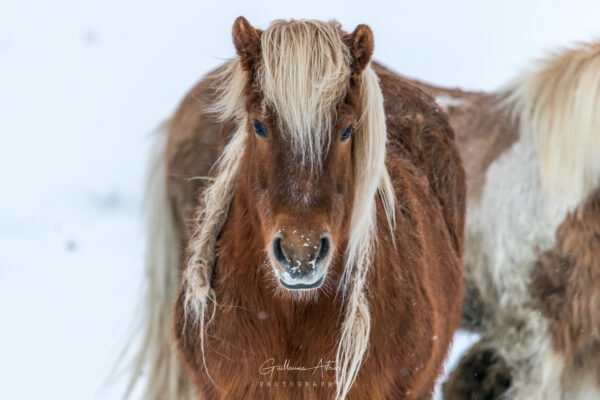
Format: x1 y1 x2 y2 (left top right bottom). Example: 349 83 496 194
278 274 325 291
266 253 332 295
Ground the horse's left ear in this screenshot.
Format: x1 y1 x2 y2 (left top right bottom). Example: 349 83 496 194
343 24 374 75
232 16 263 73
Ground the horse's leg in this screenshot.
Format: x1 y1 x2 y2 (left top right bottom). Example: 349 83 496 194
442 342 511 400
442 329 563 400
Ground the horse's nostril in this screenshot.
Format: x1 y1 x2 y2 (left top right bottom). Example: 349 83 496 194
273 237 289 267
315 236 330 265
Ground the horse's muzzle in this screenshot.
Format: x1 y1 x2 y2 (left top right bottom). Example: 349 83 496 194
272 234 330 290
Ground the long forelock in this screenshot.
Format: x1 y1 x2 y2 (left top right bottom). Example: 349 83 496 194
257 20 352 169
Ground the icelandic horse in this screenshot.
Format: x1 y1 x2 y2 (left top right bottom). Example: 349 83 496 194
128 18 466 400
410 42 600 399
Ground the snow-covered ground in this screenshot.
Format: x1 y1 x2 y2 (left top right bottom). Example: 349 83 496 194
1 1 599 399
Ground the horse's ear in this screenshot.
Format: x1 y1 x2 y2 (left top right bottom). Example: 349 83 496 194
232 16 263 73
343 24 374 75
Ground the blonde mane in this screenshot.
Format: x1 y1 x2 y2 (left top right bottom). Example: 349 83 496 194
505 41 600 205
258 20 351 169
182 19 395 400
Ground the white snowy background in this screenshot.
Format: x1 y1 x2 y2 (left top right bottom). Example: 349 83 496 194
1 1 599 399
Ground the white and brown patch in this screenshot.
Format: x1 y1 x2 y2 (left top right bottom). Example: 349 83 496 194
530 188 600 399
443 40 600 399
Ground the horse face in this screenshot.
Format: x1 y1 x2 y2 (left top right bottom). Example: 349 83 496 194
232 16 374 293
244 101 358 292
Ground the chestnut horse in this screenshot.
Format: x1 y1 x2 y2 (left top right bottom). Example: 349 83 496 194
409 42 600 399
128 18 465 400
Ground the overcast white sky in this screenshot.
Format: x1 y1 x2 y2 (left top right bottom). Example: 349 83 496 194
1 1 599 399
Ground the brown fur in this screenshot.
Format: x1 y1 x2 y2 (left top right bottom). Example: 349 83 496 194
531 188 600 381
408 81 519 202
408 81 520 333
232 17 263 74
165 20 465 400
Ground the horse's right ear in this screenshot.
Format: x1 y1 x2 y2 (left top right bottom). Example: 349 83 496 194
232 16 262 73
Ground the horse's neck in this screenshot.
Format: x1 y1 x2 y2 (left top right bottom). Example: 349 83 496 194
215 188 265 290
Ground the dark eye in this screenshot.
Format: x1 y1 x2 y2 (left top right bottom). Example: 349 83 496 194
253 120 268 137
341 125 354 141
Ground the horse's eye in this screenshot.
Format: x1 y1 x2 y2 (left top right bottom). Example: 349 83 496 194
253 120 268 138
341 125 354 141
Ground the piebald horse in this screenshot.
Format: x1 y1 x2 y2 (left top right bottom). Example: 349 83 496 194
129 18 465 400
410 43 600 399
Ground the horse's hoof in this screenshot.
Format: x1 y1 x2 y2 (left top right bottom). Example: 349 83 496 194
442 342 512 400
